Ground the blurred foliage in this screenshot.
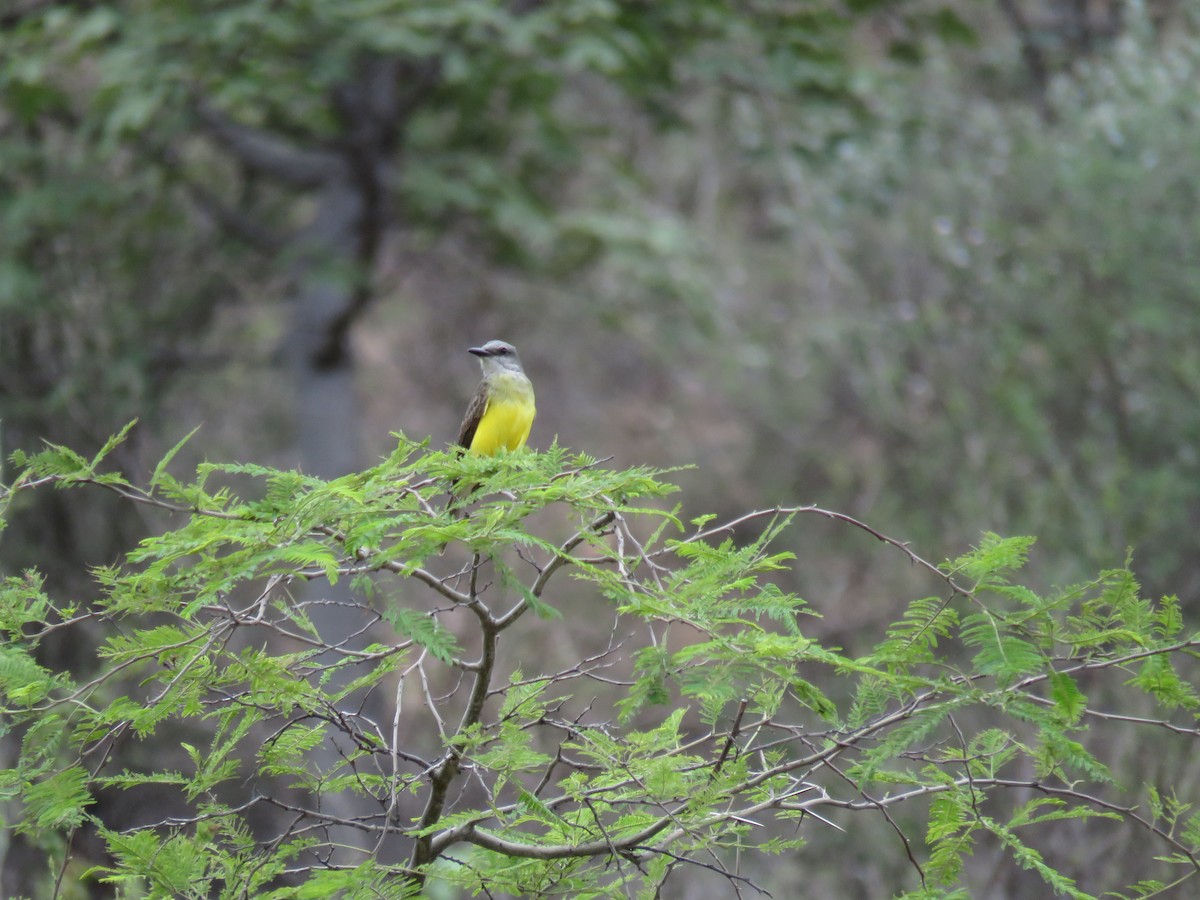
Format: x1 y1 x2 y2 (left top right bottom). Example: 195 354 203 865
0 0 890 310
689 14 1200 605
0 114 246 580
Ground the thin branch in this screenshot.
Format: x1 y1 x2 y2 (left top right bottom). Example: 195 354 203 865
785 777 1200 874
711 698 748 778
638 845 771 898
495 510 617 631
446 814 676 860
816 750 926 888
670 504 978 603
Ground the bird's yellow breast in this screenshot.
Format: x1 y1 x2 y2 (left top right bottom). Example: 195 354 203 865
470 373 536 456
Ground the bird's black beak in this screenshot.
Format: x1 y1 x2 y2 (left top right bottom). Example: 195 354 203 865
469 346 489 357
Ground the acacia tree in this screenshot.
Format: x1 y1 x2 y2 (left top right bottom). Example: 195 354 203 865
1 426 1198 898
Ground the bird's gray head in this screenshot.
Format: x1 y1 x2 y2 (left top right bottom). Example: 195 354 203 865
469 340 526 377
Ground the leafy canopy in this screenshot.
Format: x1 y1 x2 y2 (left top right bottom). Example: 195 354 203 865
1 425 1199 898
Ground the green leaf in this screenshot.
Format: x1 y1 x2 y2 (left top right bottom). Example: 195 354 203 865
1047 671 1086 724
89 418 138 469
383 606 461 664
21 765 94 831
151 424 201 489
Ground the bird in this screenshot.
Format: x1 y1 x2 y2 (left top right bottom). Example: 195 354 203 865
456 340 536 457
445 341 536 525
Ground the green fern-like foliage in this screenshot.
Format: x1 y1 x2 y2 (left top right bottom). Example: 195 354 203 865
1 426 1199 897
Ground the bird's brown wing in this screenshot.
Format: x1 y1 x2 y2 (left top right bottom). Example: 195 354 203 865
456 380 490 450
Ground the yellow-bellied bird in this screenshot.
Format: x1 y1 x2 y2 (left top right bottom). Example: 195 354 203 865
456 340 536 455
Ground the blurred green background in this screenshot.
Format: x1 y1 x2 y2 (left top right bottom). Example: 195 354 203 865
3 0 1199 895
